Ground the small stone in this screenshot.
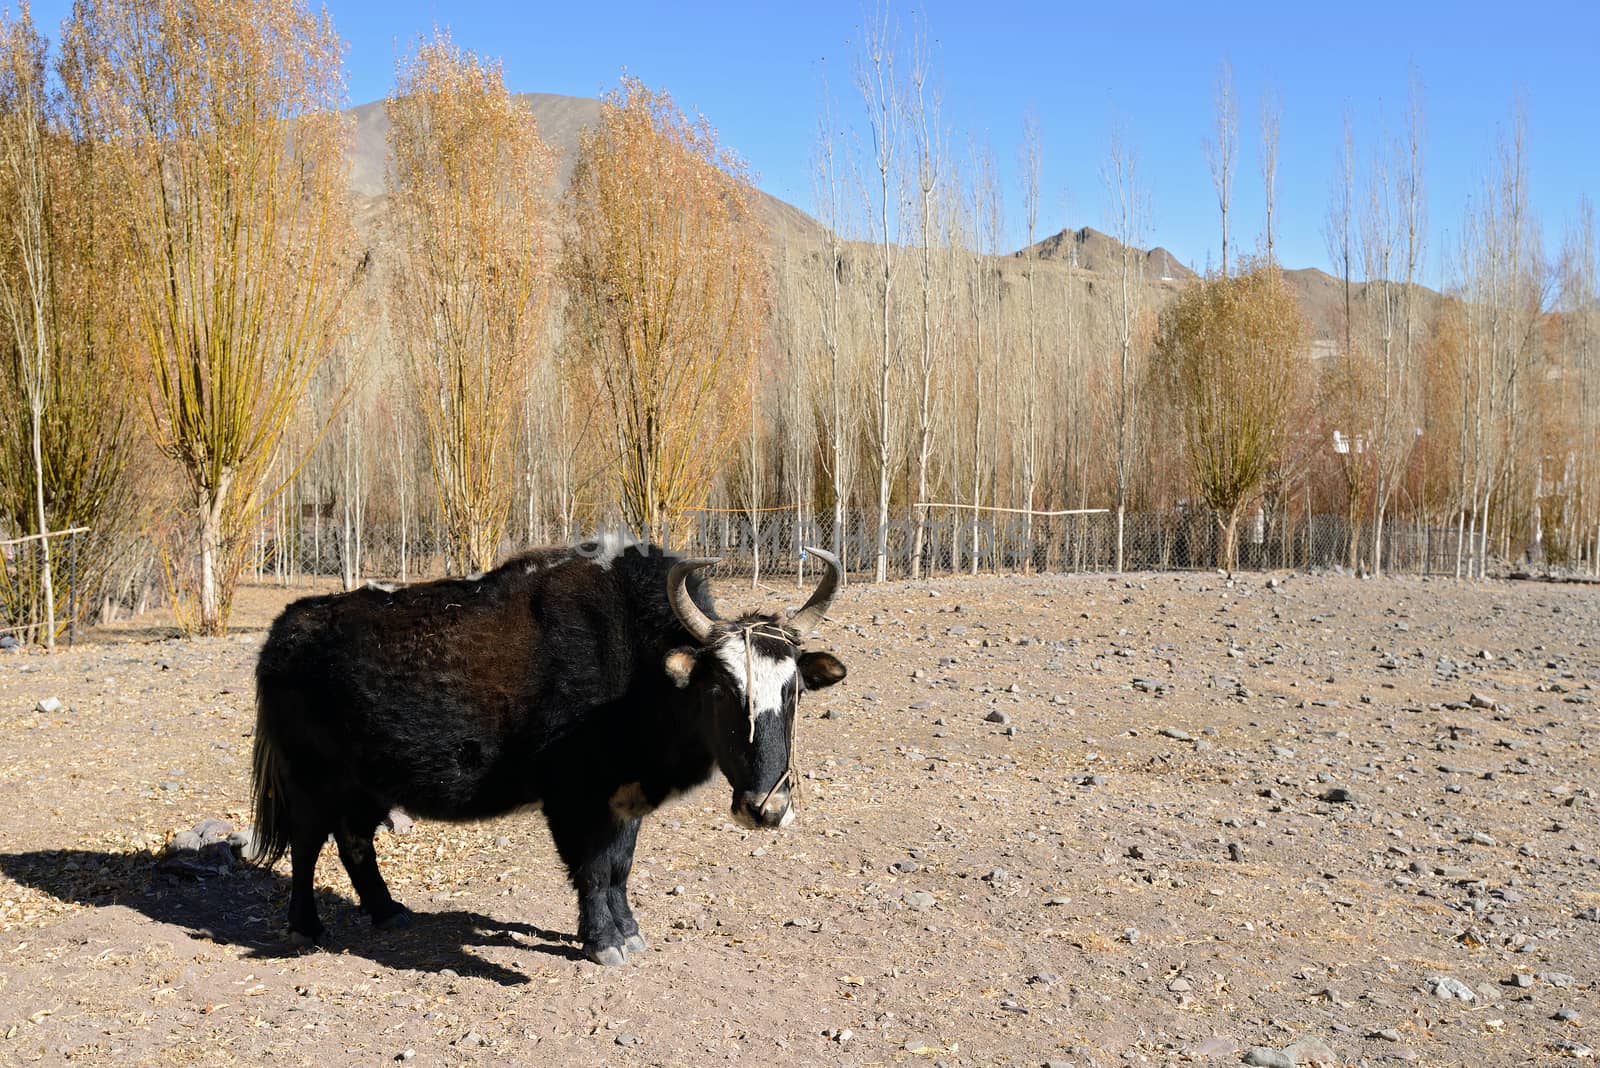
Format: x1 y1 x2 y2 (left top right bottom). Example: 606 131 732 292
1242 1048 1295 1068
984 709 1010 725
456 1032 484 1048
1468 691 1497 708
1371 1029 1402 1042
903 890 936 912
1550 1039 1595 1058
889 860 920 874
614 1033 641 1047
1083 774 1108 787
36 697 63 713
1426 975 1476 1001
1320 787 1360 804
395 1051 415 1062
1470 831 1496 846
493 835 511 848
1555 1009 1582 1024
1282 1036 1337 1066
1167 977 1191 992
1189 1035 1236 1058
1509 973 1534 988
192 818 233 842
1158 727 1193 741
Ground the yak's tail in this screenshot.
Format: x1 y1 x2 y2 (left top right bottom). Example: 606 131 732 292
248 681 293 868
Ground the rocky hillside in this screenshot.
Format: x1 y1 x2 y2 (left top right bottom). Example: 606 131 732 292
344 93 1442 349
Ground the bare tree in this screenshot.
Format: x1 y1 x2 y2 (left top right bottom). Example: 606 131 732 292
856 5 902 583
1103 126 1147 571
906 24 947 579
1205 60 1237 276
966 141 1000 574
1363 82 1426 576
1260 86 1282 265
809 63 861 571
1556 200 1597 570
1019 108 1042 569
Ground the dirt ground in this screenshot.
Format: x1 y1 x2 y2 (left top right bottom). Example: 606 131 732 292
1 569 1597 1067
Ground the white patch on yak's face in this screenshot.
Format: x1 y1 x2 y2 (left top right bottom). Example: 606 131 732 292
712 639 797 721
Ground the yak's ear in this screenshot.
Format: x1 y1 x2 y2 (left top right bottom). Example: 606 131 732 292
664 647 699 689
798 650 847 690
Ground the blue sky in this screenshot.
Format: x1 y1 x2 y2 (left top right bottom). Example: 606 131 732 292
27 1 1600 282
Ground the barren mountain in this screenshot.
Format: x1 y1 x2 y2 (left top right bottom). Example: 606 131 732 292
343 94 1444 346
1019 225 1197 284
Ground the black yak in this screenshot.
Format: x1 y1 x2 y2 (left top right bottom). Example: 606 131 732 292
249 537 846 964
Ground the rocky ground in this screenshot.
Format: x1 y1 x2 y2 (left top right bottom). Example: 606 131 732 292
0 570 1596 1067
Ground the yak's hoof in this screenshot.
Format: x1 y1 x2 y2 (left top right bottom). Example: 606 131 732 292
287 927 327 949
586 943 627 967
622 933 647 958
373 905 413 931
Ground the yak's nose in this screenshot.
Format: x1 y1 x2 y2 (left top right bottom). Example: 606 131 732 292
733 788 793 829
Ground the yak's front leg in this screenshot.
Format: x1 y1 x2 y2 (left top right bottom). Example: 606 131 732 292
546 801 644 966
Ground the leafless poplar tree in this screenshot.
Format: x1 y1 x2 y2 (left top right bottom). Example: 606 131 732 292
1206 61 1237 276
1019 109 1042 569
1104 128 1147 571
856 5 902 583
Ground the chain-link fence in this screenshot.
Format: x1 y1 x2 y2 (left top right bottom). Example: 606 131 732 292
0 527 94 645
245 505 1495 588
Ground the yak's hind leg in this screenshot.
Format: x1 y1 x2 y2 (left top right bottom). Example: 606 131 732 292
546 803 644 965
333 806 409 930
287 819 330 946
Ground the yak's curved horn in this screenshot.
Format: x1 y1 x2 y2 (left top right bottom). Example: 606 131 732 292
667 557 720 644
790 547 842 635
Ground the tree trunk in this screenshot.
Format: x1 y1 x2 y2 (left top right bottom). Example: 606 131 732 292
197 471 232 636
29 399 55 648
1217 508 1240 572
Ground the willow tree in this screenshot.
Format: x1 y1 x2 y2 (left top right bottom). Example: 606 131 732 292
0 9 56 643
0 7 133 645
563 78 767 542
1155 264 1305 569
66 0 352 633
387 31 555 573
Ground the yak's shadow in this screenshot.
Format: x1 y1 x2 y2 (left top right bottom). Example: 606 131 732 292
0 848 585 986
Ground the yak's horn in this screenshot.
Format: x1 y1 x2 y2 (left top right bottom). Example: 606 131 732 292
667 557 719 644
790 547 841 635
